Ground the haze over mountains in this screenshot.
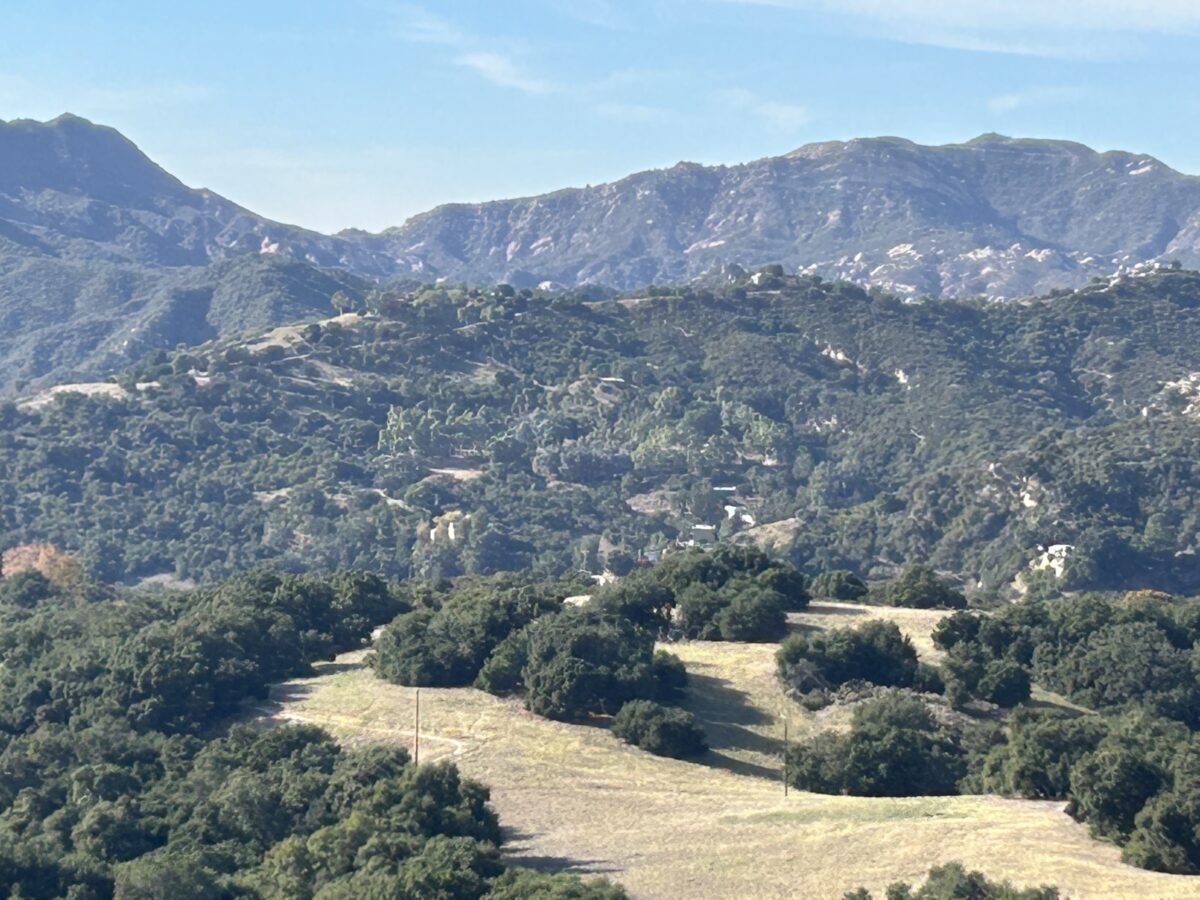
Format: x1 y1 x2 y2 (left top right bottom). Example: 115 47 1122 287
5 113 1200 392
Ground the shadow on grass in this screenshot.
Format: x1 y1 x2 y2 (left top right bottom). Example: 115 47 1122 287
684 672 784 780
1024 696 1090 719
501 827 622 875
268 678 325 706
702 749 783 780
311 659 369 676
793 603 870 618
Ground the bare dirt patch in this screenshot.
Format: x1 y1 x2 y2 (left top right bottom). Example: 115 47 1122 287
625 490 676 517
427 465 485 482
19 382 128 410
738 517 802 554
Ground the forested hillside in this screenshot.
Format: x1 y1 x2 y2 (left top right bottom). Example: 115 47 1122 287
2 268 1199 595
0 254 371 393
0 567 626 898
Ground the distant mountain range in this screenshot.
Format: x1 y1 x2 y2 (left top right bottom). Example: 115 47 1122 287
365 134 1200 298
5 113 1200 391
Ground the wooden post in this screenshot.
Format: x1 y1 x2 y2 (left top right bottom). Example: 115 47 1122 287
414 688 421 766
782 717 789 797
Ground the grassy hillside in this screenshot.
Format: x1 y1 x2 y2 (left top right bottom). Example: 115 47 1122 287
2 270 1199 594
260 602 1199 899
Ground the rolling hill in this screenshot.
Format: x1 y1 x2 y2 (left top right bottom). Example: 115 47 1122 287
2 268 1198 595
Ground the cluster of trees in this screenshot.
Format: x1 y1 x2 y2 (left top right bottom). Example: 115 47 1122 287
777 610 1028 722
593 546 809 642
776 620 942 707
782 590 1200 875
971 710 1200 874
4 271 1200 594
810 569 868 601
843 862 1059 900
370 573 578 688
0 568 402 736
932 592 1200 724
371 571 688 723
871 566 967 610
0 568 625 897
371 549 803 742
786 692 967 797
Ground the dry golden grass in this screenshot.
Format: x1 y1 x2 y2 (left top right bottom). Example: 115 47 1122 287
259 603 1199 900
789 601 952 662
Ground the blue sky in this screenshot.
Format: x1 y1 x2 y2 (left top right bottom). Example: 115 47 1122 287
3 1 1199 232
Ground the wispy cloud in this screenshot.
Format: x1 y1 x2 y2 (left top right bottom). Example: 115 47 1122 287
397 5 466 46
724 0 1200 32
720 0 1200 57
396 5 555 95
454 52 554 94
988 85 1087 114
717 88 808 131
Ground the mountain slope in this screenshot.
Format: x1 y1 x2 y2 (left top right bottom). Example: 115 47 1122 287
0 113 404 273
0 254 371 390
0 115 418 392
360 135 1200 297
2 269 1198 594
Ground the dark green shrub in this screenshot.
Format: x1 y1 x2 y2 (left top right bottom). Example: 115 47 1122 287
879 565 967 609
977 659 1032 707
787 692 966 796
522 612 660 721
474 628 531 695
648 650 689 703
485 868 631 898
844 861 1060 899
611 700 707 758
777 620 920 693
811 569 868 601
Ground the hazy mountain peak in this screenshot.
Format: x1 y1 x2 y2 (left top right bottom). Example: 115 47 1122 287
0 111 186 202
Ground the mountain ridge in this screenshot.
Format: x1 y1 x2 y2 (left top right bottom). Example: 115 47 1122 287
8 114 1200 295
360 131 1200 295
0 113 407 273
6 114 1200 393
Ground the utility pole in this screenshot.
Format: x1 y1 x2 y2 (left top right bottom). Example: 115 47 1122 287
782 717 789 797
414 688 421 766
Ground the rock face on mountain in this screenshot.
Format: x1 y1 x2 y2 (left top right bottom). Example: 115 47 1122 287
362 134 1200 298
